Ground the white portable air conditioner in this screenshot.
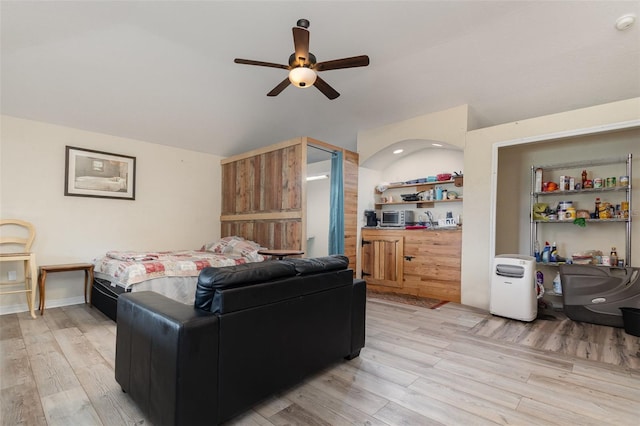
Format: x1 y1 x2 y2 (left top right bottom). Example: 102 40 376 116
490 254 537 322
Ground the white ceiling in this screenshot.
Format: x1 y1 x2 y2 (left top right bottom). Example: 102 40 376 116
2 1 639 160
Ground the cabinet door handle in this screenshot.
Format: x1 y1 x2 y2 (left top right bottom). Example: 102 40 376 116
404 256 415 261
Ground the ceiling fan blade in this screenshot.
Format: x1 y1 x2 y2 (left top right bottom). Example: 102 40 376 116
292 27 310 65
267 77 291 97
313 76 340 100
314 55 370 72
234 58 289 70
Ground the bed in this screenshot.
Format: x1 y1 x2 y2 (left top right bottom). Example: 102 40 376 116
91 236 266 321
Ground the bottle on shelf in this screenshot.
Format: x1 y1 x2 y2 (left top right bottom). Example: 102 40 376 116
610 247 618 267
550 241 558 262
535 168 543 192
594 197 601 219
536 270 544 297
534 240 541 262
553 272 562 294
541 241 551 263
581 169 587 186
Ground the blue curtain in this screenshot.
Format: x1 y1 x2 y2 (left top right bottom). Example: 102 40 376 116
329 150 344 255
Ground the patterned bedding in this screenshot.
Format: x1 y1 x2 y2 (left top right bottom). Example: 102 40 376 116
93 237 266 289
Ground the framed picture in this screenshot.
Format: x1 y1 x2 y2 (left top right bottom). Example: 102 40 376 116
65 146 136 200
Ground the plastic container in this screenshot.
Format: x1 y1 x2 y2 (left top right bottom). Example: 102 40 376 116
564 207 576 220
535 168 543 192
553 271 562 294
620 307 640 336
558 201 573 211
542 244 551 263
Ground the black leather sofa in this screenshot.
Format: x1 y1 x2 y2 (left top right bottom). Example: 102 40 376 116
115 255 366 425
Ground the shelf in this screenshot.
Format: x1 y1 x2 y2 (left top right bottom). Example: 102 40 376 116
532 156 630 171
533 186 629 196
377 178 463 207
530 153 632 268
536 262 567 266
378 179 460 192
375 198 462 208
533 218 629 223
536 262 627 269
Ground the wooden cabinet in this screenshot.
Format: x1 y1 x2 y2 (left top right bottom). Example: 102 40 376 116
403 230 461 302
361 228 461 302
361 230 404 287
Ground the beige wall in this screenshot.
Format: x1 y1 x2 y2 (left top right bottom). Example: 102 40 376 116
0 115 222 313
357 104 468 164
463 98 640 309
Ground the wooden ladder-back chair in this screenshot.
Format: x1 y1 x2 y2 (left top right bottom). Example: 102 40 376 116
0 219 37 318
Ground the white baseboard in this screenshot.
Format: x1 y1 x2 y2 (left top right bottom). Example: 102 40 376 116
0 296 85 316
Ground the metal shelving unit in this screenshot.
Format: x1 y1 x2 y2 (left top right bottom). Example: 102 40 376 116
530 154 632 266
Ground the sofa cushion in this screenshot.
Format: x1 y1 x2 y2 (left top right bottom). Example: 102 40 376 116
194 255 350 313
195 261 296 311
282 255 349 275
212 269 353 314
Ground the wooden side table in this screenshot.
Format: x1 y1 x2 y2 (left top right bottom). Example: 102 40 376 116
38 263 94 315
257 249 305 260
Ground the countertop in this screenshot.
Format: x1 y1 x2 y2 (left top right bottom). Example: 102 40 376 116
362 226 461 231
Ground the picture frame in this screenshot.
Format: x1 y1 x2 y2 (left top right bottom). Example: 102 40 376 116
64 146 136 200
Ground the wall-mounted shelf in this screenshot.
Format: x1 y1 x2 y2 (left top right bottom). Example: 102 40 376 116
378 179 460 191
376 178 463 208
375 198 462 208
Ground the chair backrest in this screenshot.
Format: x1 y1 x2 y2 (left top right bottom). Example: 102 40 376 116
0 219 35 253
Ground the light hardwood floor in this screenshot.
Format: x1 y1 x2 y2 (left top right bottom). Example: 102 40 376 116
1 299 639 425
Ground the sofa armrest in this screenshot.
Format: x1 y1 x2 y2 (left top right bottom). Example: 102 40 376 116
347 279 367 359
116 292 219 426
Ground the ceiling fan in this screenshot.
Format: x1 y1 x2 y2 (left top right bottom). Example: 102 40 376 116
234 19 370 100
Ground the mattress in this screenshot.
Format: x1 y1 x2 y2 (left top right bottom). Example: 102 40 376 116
93 250 252 289
92 274 199 321
90 236 268 321
93 272 198 305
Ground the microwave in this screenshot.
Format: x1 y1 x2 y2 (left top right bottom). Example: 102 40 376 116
381 210 414 227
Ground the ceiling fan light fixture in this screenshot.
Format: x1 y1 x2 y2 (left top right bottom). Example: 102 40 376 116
289 66 317 88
